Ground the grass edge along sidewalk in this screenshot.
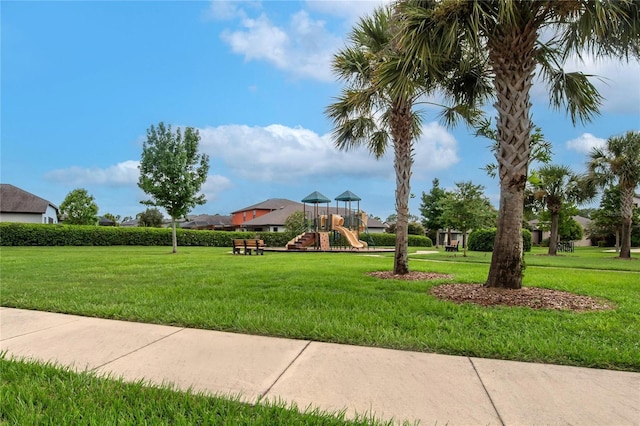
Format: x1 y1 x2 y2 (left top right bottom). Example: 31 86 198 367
1 246 639 372
0 354 397 426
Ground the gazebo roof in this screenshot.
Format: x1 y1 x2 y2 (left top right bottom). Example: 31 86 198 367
301 191 331 204
335 190 361 201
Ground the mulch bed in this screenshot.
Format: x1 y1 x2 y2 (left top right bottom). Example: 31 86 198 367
368 271 614 312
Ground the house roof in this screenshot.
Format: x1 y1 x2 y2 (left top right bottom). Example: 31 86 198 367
181 214 232 229
241 204 303 226
98 216 115 226
231 198 301 214
529 215 591 230
0 184 58 214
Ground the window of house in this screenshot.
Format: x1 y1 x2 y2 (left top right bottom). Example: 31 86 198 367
273 227 278 232
243 212 246 221
253 210 256 218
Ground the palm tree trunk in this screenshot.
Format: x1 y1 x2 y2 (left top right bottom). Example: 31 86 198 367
548 211 560 256
487 177 526 288
390 103 413 275
619 186 634 258
485 19 538 289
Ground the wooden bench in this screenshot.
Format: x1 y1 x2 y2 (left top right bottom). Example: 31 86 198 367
232 239 265 255
445 240 459 252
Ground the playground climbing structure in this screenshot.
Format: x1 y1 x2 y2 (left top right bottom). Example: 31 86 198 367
286 190 373 251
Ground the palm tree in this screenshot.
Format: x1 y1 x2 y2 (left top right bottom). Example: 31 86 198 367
587 131 640 259
530 165 585 255
326 6 489 274
398 0 640 288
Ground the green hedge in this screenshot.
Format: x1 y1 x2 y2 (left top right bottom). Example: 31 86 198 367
0 223 255 247
0 223 432 248
360 232 432 247
468 228 532 252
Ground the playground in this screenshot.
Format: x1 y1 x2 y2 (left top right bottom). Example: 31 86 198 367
284 190 389 252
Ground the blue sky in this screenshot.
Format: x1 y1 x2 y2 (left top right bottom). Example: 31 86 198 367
2 1 639 221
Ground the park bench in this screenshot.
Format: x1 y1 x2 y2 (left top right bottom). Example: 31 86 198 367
557 241 574 253
445 240 459 252
232 239 265 255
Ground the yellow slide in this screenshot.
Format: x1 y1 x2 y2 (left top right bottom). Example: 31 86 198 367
334 225 367 249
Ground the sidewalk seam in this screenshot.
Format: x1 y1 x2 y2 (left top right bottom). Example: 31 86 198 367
90 328 186 372
259 340 312 400
0 319 83 342
469 357 506 426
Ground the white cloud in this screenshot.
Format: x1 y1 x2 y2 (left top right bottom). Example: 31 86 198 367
201 174 234 202
566 133 606 154
532 53 640 115
206 1 261 21
45 160 140 186
46 159 232 206
219 8 342 81
197 122 458 182
305 0 391 23
222 14 289 68
412 122 460 177
564 54 640 114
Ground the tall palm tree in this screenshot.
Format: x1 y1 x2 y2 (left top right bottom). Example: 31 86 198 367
397 0 640 288
587 131 640 259
530 165 585 255
326 6 490 274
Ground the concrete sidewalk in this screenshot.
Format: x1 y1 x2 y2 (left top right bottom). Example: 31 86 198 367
1 307 638 425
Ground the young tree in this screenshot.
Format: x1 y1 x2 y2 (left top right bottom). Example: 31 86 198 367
439 182 497 257
59 188 99 225
587 131 640 259
420 178 447 243
538 205 584 243
399 0 639 287
326 6 489 274
137 208 165 228
138 122 210 253
284 211 307 238
588 185 640 251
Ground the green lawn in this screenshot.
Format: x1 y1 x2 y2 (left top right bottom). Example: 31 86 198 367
2 246 638 371
0 355 392 426
412 246 640 271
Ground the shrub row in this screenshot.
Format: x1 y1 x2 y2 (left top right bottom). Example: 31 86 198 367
467 228 532 252
359 232 432 247
0 223 432 248
0 223 254 247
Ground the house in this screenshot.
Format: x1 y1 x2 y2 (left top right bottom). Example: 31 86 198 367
231 198 297 228
181 214 233 230
232 198 386 233
98 216 115 226
0 184 59 224
529 216 592 247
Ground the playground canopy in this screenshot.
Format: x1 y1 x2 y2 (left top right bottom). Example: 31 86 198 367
301 191 331 231
335 190 361 217
335 190 361 202
302 191 331 204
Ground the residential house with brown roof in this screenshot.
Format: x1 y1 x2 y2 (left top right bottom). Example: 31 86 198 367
0 184 59 224
233 198 386 233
